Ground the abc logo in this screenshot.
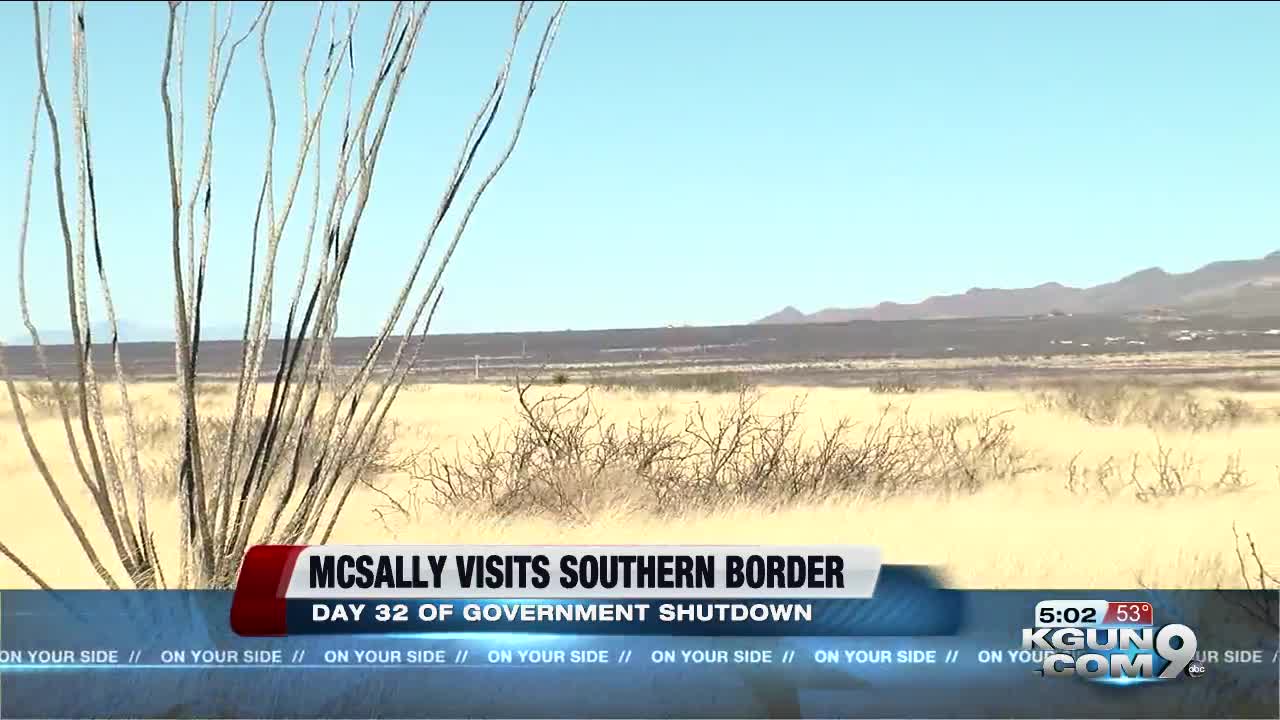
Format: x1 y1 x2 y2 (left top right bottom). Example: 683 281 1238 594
1185 660 1207 679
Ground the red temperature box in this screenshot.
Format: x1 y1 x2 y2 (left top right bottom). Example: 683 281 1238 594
1103 601 1154 626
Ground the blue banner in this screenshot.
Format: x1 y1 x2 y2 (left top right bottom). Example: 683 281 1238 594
0 575 1275 718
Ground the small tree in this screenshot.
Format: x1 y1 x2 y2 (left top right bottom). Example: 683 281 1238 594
0 0 568 589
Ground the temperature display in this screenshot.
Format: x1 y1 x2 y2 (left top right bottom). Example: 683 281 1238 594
1103 601 1154 626
1034 600 1155 627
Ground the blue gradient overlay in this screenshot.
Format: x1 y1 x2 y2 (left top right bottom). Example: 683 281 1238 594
0 573 1275 718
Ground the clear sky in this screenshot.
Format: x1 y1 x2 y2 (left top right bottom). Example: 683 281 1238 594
1 1 1278 340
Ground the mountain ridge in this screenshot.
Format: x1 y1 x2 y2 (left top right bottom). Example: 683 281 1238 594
5 321 276 347
756 251 1280 324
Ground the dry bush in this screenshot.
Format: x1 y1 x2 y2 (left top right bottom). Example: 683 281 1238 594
1185 372 1276 393
589 371 754 394
1063 444 1252 501
12 381 78 416
1030 381 1266 431
10 379 228 419
168 381 235 400
1165 528 1279 717
1227 524 1279 634
380 380 1038 524
138 412 403 501
869 375 923 395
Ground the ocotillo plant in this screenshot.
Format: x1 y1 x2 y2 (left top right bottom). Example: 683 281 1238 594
0 0 568 589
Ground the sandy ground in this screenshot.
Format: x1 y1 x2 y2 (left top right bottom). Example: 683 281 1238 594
1 379 1277 590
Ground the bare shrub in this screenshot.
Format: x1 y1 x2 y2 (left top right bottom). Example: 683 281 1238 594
1217 373 1275 393
11 379 145 418
1030 381 1265 432
168 381 235 401
1063 445 1252 501
964 377 991 392
1226 524 1279 634
590 371 754 394
869 375 922 395
383 380 1038 524
13 381 78 417
140 411 403 501
1063 453 1129 498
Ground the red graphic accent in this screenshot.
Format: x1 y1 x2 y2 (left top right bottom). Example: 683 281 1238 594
1103 601 1154 626
229 545 307 637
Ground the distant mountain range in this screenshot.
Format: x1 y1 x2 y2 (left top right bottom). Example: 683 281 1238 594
5 321 260 346
757 251 1280 324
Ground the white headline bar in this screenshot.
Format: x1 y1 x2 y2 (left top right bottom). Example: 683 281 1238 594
285 544 882 599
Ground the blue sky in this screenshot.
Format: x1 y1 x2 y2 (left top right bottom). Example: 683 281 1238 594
1 1 1277 340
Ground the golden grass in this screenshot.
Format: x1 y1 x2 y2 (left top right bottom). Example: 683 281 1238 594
1 379 1277 590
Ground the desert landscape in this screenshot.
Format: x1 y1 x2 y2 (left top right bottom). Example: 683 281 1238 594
3 339 1278 592
3 5 1279 720
9 309 1280 385
0 1 1274 606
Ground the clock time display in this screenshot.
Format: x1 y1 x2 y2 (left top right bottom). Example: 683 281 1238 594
1034 600 1154 628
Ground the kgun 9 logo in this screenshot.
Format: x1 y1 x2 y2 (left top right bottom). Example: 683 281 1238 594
1020 624 1200 680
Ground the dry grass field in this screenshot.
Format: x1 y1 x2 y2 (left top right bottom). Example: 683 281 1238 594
2 369 1278 590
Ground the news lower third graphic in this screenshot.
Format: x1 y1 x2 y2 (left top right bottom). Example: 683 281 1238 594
1023 599 1200 682
0 544 1276 719
230 544 891 637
